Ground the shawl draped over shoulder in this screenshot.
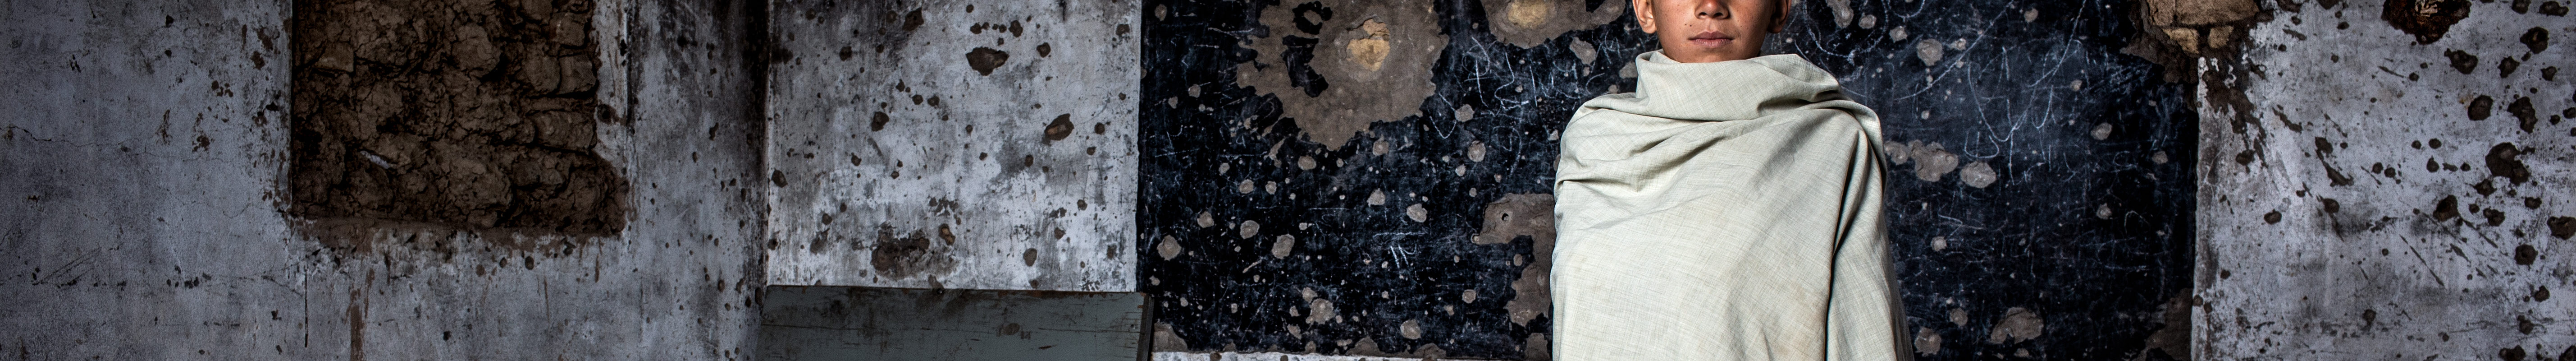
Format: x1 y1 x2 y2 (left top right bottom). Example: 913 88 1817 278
1552 50 1904 361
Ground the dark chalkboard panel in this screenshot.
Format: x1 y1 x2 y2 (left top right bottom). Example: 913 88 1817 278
1773 0 2198 360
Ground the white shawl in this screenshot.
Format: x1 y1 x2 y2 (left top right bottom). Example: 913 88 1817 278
1552 51 1904 361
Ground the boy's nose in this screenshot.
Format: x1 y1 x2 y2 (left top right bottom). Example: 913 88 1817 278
1693 0 1731 19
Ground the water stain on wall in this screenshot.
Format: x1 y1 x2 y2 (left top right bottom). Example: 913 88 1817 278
288 0 630 250
1984 307 2046 344
1480 0 1626 48
1478 194 1555 329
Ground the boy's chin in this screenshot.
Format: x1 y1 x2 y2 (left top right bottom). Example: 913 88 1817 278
1662 47 1758 63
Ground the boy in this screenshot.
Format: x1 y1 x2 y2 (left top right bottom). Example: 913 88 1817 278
1551 0 1904 360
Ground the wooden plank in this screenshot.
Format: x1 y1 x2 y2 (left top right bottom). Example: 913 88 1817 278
760 286 1147 361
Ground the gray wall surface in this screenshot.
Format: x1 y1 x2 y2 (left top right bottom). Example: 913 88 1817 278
2196 0 2575 359
0 0 769 359
763 0 1142 292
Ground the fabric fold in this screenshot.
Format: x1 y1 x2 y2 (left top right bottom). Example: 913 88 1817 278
1553 50 1905 361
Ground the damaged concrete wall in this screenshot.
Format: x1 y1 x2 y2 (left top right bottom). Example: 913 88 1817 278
2194 0 2575 358
14 0 2564 360
762 0 1142 292
0 0 769 358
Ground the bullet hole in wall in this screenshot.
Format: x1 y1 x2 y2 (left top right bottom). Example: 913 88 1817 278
2446 50 2480 74
2384 0 2472 44
966 47 1010 75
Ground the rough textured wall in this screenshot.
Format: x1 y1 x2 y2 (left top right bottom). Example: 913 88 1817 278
0 0 769 359
2195 0 2575 359
763 0 1142 292
1141 0 2198 360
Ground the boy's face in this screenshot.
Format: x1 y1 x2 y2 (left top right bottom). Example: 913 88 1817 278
1633 0 1790 63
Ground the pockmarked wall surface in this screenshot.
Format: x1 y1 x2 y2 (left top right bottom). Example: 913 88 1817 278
1142 0 2197 360
763 0 1143 292
2196 0 2575 359
0 0 771 359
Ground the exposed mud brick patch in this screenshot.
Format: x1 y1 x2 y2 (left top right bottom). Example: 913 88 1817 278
288 0 627 244
2125 0 2264 80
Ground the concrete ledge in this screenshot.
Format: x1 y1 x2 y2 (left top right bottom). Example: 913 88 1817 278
758 286 1147 361
1151 352 1463 361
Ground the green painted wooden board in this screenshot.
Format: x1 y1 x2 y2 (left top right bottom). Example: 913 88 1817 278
759 286 1148 361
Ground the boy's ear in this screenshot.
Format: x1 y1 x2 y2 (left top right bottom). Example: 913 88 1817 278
1768 0 1791 33
1633 0 1658 34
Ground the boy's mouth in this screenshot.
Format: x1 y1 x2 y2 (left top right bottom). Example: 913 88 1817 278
1688 31 1735 47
